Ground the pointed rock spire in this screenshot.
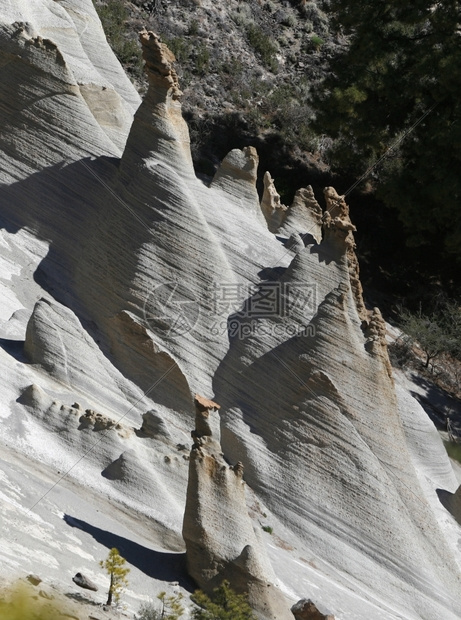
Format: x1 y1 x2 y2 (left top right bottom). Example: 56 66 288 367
322 187 367 320
120 31 194 177
211 147 263 218
182 395 293 620
260 171 288 232
278 185 323 242
139 29 182 100
364 307 393 379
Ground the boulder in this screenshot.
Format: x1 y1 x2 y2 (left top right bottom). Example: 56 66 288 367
291 599 335 620
72 572 98 591
26 574 42 586
140 410 171 439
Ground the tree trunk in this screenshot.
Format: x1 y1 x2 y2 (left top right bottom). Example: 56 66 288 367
106 573 113 606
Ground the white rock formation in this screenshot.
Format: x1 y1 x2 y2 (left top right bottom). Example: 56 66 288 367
277 185 323 243
260 171 288 232
183 395 293 620
260 173 323 243
0 4 460 620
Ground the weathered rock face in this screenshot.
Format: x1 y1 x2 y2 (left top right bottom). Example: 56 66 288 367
140 410 171 440
183 396 293 620
0 1 139 162
214 223 461 619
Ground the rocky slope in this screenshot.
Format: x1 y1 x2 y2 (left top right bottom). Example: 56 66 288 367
94 0 338 182
0 2 460 619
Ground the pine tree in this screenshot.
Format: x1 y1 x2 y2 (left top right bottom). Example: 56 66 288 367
314 0 461 260
99 547 130 606
136 592 184 620
191 581 256 620
157 591 185 619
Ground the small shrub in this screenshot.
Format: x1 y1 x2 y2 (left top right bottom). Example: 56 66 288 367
165 37 192 63
393 297 461 378
309 34 324 50
245 23 278 71
235 3 253 19
94 0 126 38
220 58 244 78
399 307 450 370
195 44 210 75
231 7 253 28
280 12 297 27
137 601 162 620
191 581 256 620
189 19 200 36
388 335 414 369
262 525 273 534
137 592 184 620
278 34 290 47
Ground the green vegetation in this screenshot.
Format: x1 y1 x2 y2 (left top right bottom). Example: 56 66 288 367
188 19 200 36
398 297 461 370
162 37 210 77
0 583 66 620
136 583 256 620
245 23 278 72
161 36 209 77
93 0 143 79
444 441 461 465
195 44 210 75
137 592 184 620
191 581 256 620
399 308 450 370
313 0 461 262
309 34 324 50
389 296 461 395
158 592 185 620
261 525 273 534
164 37 192 64
280 12 297 28
100 547 130 606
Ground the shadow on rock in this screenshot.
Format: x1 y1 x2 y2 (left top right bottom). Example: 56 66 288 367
0 338 27 363
63 514 193 589
410 372 461 429
436 488 461 526
64 592 99 606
